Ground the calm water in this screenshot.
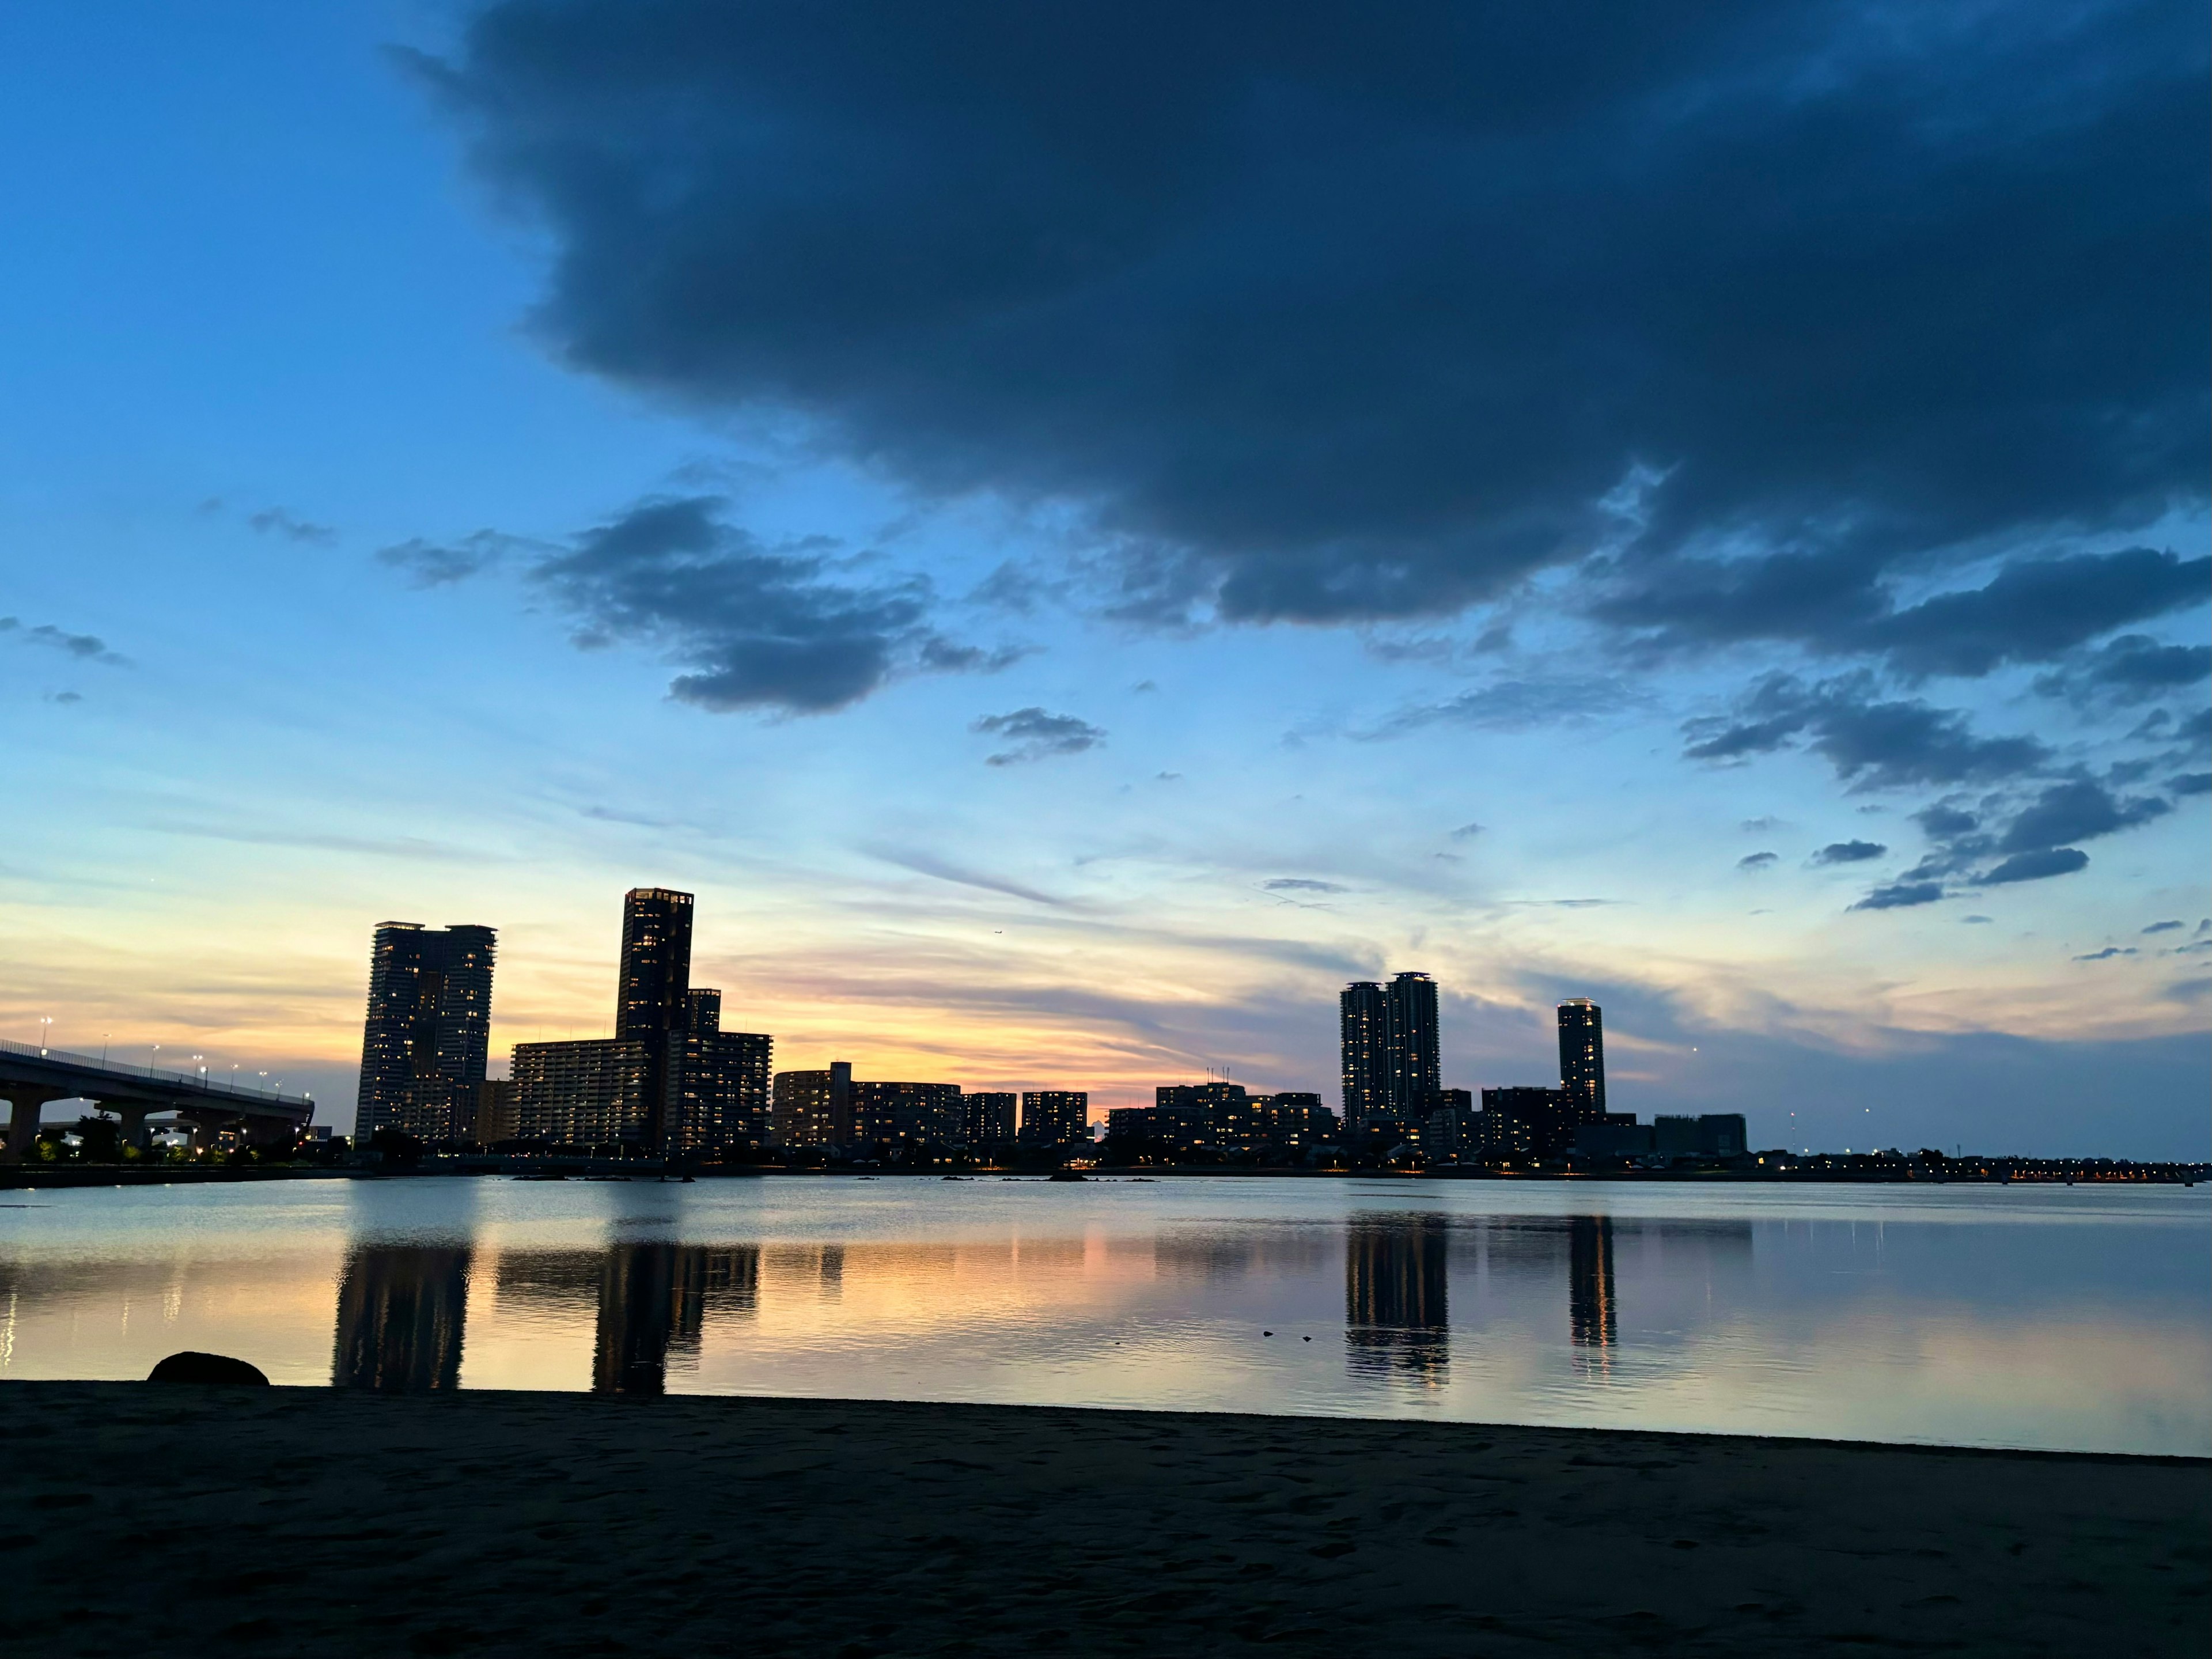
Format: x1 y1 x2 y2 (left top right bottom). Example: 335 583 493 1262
1 1176 2205 1454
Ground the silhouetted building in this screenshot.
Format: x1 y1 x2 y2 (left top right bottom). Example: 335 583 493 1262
1697 1113 1747 1156
1340 980 1388 1127
1386 972 1441 1122
1020 1090 1090 1146
963 1090 1016 1143
615 888 693 1147
1558 998 1605 1118
470 1078 517 1144
1346 1213 1449 1382
356 922 497 1141
1575 1112 1745 1162
671 988 772 1154
616 888 694 1042
856 1080 964 1146
1482 1085 1577 1158
509 891 769 1155
332 1244 471 1391
1655 1113 1748 1158
1574 1119 1653 1158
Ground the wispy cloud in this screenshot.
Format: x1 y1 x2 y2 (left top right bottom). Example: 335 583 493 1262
248 507 337 545
863 844 1072 907
1 617 130 667
972 707 1106 766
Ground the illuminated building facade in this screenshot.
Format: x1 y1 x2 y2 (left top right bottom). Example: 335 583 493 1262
514 1037 652 1144
1481 1085 1575 1158
855 1080 964 1146
771 1062 850 1147
506 890 770 1155
1020 1090 1090 1146
1557 998 1605 1118
963 1091 1016 1143
670 988 772 1154
1341 972 1440 1128
1339 980 1388 1127
1384 972 1441 1122
355 921 497 1141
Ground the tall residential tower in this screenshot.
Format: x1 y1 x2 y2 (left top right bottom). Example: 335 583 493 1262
1558 998 1605 1118
355 922 497 1141
1341 971 1441 1128
1340 980 1388 1127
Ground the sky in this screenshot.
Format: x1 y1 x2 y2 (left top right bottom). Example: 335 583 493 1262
0 1 2205 1155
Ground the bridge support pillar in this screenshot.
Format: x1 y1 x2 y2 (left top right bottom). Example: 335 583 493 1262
242 1114 296 1152
2 1090 65 1165
110 1104 153 1153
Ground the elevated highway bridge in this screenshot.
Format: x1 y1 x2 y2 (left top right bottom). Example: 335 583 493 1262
0 1039 315 1163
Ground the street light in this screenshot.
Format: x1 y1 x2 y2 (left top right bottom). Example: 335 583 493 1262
38 1016 51 1056
149 1043 160 1076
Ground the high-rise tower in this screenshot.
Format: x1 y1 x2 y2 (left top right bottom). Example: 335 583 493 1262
616 888 694 1041
1558 998 1605 1119
356 921 497 1141
1340 980 1388 1128
615 887 694 1151
1385 971 1440 1121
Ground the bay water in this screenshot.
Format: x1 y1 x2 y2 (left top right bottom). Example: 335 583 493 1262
1 1175 2203 1455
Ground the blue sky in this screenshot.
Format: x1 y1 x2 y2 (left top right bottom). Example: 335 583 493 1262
1 2 2205 1153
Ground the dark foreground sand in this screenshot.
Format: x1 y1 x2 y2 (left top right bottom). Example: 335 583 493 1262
3 1385 2202 1657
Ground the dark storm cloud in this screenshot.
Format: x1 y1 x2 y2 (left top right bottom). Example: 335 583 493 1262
534 496 988 713
1812 840 1886 865
1861 552 2208 679
1684 674 2046 789
2172 771 2212 796
1737 851 1778 870
971 707 1106 765
1604 548 2210 674
415 0 2208 628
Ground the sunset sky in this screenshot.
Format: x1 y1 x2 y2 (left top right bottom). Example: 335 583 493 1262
1 2 2204 1154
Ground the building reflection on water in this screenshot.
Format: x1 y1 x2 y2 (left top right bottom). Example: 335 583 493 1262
591 1243 761 1395
324 1214 1753 1395
1345 1213 1451 1383
1569 1215 1616 1376
1342 1213 1752 1385
332 1244 471 1391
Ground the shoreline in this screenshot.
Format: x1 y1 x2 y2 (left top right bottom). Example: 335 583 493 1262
4 1383 2202 1656
5 1161 2205 1190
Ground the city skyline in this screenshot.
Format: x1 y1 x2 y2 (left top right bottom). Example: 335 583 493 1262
0 4 2203 1159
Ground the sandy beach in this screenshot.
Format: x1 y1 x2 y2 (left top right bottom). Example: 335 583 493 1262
2 1383 2202 1656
